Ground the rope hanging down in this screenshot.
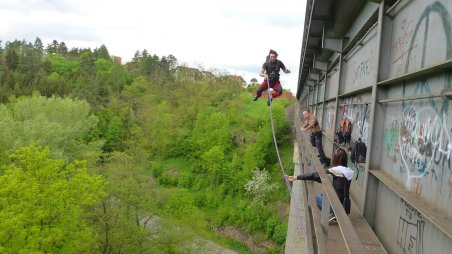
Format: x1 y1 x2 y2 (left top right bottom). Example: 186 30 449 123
266 81 306 235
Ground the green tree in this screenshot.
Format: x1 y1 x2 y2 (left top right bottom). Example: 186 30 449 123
58 41 68 57
102 115 124 153
0 145 106 253
48 54 79 76
0 95 99 160
46 39 59 55
201 146 226 188
190 109 231 158
90 152 156 254
33 37 44 55
93 44 111 61
5 45 19 70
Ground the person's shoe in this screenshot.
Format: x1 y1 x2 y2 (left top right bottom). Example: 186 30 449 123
253 94 261 101
267 95 273 107
329 214 337 223
267 97 273 106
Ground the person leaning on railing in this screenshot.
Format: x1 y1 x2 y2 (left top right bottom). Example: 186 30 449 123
300 110 331 167
286 148 353 222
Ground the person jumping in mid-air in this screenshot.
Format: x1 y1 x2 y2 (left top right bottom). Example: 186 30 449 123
253 49 290 106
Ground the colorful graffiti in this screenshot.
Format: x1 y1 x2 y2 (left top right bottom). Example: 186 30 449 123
340 96 370 144
397 199 425 254
383 1 452 203
383 82 452 194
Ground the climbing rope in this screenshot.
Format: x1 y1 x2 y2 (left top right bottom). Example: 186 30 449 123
266 79 306 235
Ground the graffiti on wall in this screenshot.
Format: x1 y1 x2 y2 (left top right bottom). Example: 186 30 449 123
383 2 452 200
383 75 452 197
392 17 418 76
391 1 452 77
324 106 336 135
350 48 378 85
397 199 425 254
340 96 370 144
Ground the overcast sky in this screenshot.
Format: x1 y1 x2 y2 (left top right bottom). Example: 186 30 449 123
0 0 306 93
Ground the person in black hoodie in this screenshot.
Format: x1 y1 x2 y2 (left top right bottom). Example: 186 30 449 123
286 148 353 222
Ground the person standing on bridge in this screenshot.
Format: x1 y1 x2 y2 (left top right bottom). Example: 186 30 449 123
285 148 353 222
300 110 331 167
253 49 290 106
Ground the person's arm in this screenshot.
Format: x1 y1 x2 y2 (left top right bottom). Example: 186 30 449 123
302 118 316 131
259 68 267 78
285 175 297 181
327 168 346 177
280 61 290 73
301 120 308 131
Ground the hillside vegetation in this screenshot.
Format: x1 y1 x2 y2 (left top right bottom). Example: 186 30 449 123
0 38 295 253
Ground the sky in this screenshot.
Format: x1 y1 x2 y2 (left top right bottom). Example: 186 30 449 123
0 0 306 93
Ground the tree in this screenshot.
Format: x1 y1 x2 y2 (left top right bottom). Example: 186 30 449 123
5 47 19 70
93 44 111 61
46 40 59 55
102 115 124 153
57 41 68 57
79 49 96 77
244 169 278 206
201 146 226 187
0 145 106 253
33 37 44 55
90 152 155 254
0 95 99 160
189 108 231 158
48 54 79 76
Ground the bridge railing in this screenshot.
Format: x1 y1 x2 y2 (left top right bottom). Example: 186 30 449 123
294 107 367 254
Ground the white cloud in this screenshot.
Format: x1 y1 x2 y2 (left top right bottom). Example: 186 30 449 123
0 0 306 93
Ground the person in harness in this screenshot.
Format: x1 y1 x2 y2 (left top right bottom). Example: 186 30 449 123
253 49 290 106
336 117 352 146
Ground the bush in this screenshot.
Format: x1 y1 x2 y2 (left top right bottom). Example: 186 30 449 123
193 192 207 208
272 223 288 244
265 216 279 239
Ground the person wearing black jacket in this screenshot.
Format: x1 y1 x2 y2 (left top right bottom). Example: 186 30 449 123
286 148 353 222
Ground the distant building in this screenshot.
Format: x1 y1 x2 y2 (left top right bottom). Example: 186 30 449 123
249 78 259 87
111 55 122 65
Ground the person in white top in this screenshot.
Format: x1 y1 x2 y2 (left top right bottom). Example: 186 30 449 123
286 148 353 222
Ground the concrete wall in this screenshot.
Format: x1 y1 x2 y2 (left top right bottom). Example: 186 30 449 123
298 0 452 253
